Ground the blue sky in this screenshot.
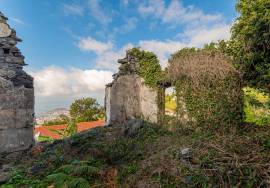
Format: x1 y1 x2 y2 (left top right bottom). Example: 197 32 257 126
0 0 237 115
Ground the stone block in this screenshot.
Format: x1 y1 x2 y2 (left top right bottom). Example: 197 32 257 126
0 127 33 153
0 109 34 129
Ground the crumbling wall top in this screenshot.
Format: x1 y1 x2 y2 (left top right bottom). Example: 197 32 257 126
107 50 140 87
0 11 24 66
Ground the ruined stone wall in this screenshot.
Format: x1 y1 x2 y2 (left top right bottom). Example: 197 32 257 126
140 82 159 123
105 51 164 125
0 12 34 153
107 75 141 123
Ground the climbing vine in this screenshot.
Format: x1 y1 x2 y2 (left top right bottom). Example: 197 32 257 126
168 47 243 129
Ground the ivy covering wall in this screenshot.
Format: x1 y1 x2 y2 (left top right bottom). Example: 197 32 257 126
168 47 243 129
128 48 164 88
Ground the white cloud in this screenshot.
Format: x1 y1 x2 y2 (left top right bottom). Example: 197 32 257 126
138 0 222 26
138 24 231 66
88 0 112 25
29 66 113 97
78 36 133 70
95 43 133 70
114 17 138 34
138 0 165 17
63 3 84 16
63 4 84 16
77 22 231 71
78 37 113 54
185 24 231 47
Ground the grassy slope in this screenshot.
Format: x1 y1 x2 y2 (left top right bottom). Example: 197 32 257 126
1 122 270 188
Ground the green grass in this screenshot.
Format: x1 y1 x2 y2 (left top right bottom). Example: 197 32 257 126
2 121 270 187
244 87 270 126
165 94 177 112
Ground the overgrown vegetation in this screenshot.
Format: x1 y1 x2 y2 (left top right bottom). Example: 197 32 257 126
167 48 243 129
230 0 270 90
1 1 269 187
129 48 164 88
1 122 269 187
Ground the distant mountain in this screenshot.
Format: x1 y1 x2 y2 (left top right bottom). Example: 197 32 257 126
36 108 69 125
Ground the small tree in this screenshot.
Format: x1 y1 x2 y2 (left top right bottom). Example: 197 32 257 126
63 118 77 137
230 0 270 90
70 97 102 122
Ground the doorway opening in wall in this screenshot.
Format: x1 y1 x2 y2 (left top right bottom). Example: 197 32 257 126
164 86 178 130
165 86 177 116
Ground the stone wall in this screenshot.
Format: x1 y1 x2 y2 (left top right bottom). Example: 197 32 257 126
0 12 34 153
140 82 160 123
105 51 164 125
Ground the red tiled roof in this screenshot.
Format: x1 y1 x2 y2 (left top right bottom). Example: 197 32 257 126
34 120 105 139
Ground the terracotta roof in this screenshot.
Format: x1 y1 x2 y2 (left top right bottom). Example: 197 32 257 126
34 120 105 140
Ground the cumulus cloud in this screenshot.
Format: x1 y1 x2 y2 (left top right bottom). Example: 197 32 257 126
27 67 113 114
77 22 231 71
78 37 113 54
63 3 84 16
29 66 113 97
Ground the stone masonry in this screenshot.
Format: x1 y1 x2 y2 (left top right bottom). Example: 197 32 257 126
0 12 34 154
105 51 164 125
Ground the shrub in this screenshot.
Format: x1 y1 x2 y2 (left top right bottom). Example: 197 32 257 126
168 48 243 129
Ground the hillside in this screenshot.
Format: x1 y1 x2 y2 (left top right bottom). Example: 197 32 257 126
1 121 269 187
36 108 70 125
